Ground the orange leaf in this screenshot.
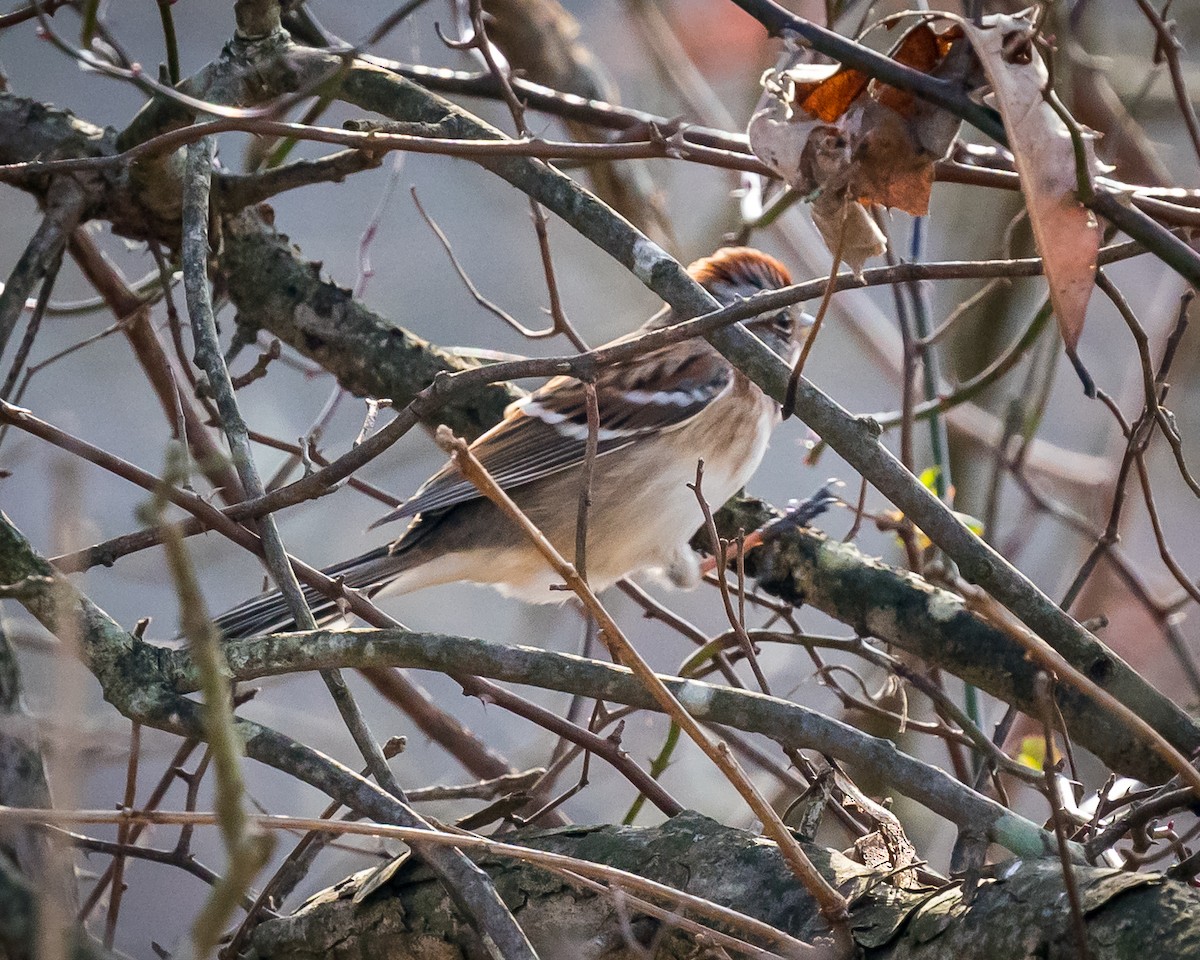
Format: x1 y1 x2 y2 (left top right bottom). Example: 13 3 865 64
748 18 970 266
798 68 870 123
876 23 944 116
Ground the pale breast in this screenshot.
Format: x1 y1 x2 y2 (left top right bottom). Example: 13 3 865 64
577 377 780 589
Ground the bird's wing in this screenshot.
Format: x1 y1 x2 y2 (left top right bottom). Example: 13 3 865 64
370 340 733 528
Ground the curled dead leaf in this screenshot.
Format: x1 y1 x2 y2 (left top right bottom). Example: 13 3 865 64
748 21 972 272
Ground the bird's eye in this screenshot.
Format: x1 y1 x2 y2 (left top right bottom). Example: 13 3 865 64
772 312 792 333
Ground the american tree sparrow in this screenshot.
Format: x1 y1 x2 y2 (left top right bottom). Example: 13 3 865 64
217 247 807 638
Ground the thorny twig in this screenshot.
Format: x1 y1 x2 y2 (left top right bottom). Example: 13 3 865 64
101 720 140 947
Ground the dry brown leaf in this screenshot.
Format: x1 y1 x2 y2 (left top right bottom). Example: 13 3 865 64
964 13 1100 351
877 22 960 117
850 100 938 212
811 195 888 272
748 21 969 272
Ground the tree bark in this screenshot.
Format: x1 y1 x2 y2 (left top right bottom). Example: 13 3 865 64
248 811 1200 960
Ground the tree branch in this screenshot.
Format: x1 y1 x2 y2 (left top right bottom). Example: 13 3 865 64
215 148 381 211
319 51 1200 784
160 626 1067 861
0 178 85 360
181 137 540 960
244 812 1200 960
219 217 521 442
0 622 76 912
0 513 540 960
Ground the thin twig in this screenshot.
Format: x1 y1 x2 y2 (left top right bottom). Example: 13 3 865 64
1134 0 1200 168
1034 673 1092 960
101 720 140 948
224 737 409 956
459 674 683 818
456 0 589 350
0 115 772 181
783 209 846 417
68 231 246 502
154 0 180 85
411 186 547 336
436 426 854 935
692 465 772 695
0 180 85 360
575 381 600 582
0 246 61 400
53 827 262 914
1097 270 1200 501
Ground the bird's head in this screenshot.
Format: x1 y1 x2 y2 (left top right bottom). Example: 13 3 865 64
688 246 809 362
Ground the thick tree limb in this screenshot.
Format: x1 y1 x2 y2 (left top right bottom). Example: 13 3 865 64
247 811 1200 960
220 218 520 441
0 623 76 912
709 499 1191 786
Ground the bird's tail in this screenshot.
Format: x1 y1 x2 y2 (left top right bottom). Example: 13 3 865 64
212 544 403 640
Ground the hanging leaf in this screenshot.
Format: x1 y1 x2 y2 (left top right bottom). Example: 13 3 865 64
748 20 973 272
963 13 1101 353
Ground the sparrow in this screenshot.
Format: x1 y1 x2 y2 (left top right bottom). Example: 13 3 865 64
215 247 807 639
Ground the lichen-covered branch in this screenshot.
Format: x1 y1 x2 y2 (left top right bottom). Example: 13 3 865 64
0 623 76 912
0 853 117 960
219 217 520 441
708 498 1190 786
0 514 538 960
160 626 1063 861
233 0 280 40
214 148 380 211
248 811 1200 960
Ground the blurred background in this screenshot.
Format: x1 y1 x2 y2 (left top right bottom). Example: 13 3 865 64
2 1 1200 954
